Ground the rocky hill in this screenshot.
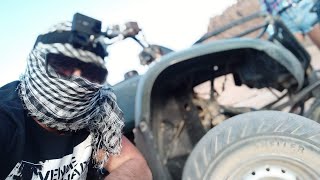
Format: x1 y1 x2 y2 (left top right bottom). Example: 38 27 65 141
206 0 262 41
206 0 313 45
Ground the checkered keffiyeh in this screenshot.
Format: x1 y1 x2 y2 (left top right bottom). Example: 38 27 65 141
18 22 124 168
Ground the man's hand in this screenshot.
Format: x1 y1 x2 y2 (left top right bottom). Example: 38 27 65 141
104 135 152 180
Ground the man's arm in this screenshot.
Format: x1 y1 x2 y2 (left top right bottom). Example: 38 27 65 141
104 135 152 180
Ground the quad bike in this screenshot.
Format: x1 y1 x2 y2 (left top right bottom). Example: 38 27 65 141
81 2 320 178
106 14 320 180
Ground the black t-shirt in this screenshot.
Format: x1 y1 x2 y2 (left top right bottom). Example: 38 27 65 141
0 81 93 179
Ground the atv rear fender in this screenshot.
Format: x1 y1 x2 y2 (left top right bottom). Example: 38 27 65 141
134 38 305 126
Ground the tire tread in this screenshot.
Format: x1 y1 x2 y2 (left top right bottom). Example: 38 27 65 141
183 111 320 180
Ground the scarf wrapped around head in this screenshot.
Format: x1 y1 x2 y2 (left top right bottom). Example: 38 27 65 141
19 22 124 168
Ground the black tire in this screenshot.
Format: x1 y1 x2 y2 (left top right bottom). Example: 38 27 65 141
182 111 320 179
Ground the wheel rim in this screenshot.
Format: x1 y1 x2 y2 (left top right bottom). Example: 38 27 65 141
233 157 315 179
244 164 296 180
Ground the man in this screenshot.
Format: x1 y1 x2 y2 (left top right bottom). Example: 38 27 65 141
261 0 320 49
0 14 152 179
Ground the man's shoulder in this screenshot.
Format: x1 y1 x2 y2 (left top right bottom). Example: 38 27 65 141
0 81 25 113
0 81 27 179
0 81 21 102
0 80 26 138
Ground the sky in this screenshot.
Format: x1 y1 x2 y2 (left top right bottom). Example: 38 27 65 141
0 0 236 86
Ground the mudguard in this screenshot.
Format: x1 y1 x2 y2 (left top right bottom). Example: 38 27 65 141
113 75 141 132
134 38 305 126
